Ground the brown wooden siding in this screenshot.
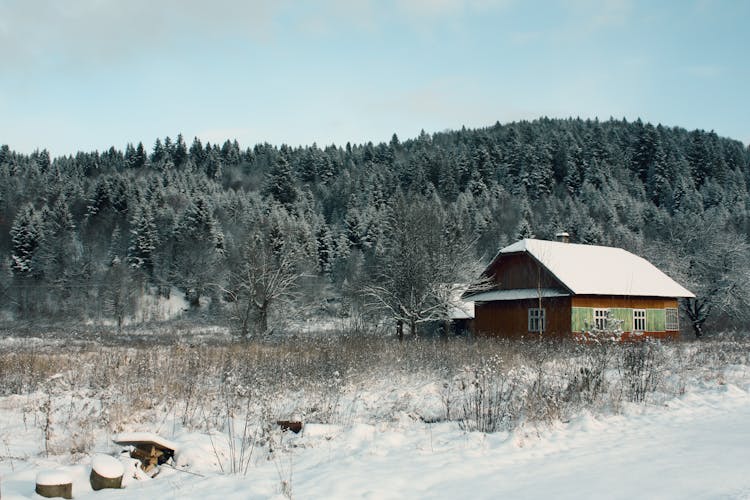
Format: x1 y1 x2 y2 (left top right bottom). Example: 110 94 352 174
474 295 680 340
619 331 679 341
486 252 568 291
473 296 572 339
571 296 678 310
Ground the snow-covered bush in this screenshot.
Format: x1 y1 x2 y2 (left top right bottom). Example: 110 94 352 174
564 343 613 409
453 358 519 433
618 341 665 403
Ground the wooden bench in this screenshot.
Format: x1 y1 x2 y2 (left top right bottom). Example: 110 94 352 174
113 432 178 474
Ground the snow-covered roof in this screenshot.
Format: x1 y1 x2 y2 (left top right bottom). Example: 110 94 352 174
449 285 475 319
466 288 569 302
449 300 475 319
493 239 694 298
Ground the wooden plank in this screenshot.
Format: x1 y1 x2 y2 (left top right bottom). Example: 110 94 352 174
113 432 178 453
486 253 568 291
571 296 678 309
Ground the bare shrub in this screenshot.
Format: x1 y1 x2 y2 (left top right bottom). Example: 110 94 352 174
564 343 613 409
211 392 260 476
524 372 567 425
2 330 750 450
619 341 665 403
518 342 566 424
454 357 519 433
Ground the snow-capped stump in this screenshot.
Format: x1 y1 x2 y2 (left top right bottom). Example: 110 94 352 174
35 469 73 499
112 432 178 474
90 454 124 490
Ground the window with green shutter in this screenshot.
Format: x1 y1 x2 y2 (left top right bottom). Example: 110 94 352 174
633 309 646 332
594 309 609 330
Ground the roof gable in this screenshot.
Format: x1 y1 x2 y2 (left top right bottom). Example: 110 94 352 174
485 250 571 293
492 239 694 298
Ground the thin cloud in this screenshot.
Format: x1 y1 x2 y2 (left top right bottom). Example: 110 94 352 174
565 0 633 27
0 0 519 74
0 0 283 72
393 0 515 35
684 65 722 79
292 0 380 36
553 0 634 40
508 30 543 45
396 0 513 18
589 0 633 28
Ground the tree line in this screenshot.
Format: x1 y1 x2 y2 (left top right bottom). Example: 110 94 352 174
1 117 749 337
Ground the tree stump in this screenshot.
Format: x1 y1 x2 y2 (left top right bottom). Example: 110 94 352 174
277 420 303 433
35 470 73 499
90 454 124 490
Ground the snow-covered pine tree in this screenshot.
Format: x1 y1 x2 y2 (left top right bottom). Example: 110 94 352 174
128 203 159 277
10 204 41 278
264 156 298 205
172 197 225 308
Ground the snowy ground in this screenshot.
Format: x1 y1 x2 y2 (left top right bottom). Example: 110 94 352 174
1 379 749 499
1 335 749 499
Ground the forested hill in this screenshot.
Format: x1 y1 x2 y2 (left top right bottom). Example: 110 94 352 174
2 117 749 336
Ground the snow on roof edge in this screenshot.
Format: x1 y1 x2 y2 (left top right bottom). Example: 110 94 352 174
465 288 570 302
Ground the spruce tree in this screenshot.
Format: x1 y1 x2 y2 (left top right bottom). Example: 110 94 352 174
264 156 298 206
172 198 225 308
10 204 41 277
128 204 159 277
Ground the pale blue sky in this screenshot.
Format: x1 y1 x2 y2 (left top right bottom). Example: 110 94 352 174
0 0 748 156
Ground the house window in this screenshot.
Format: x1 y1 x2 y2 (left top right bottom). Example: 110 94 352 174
633 309 646 332
666 308 679 330
594 309 609 330
528 308 546 332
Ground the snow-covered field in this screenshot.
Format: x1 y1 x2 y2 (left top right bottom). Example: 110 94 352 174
0 335 748 499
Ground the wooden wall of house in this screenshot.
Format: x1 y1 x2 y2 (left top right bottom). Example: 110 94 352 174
486 252 567 291
570 296 678 309
473 296 572 339
571 295 680 340
473 295 681 340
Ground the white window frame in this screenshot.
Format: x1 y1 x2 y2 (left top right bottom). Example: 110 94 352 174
633 309 646 332
665 308 679 331
594 309 609 331
528 308 546 332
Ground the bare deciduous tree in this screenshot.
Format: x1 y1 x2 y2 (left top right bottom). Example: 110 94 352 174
654 213 750 338
362 193 489 340
223 207 313 336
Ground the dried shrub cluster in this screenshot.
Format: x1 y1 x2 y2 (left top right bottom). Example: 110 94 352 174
0 334 748 451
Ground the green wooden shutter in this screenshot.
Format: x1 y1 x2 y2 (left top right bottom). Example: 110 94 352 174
646 309 666 331
609 308 633 332
571 307 593 332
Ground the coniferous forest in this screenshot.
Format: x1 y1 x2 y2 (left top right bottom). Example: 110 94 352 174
2 117 750 337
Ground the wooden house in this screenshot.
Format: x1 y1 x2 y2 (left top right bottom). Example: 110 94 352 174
447 287 475 335
464 238 694 340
